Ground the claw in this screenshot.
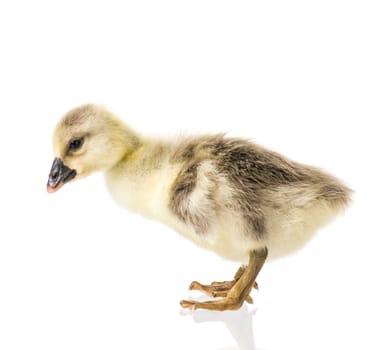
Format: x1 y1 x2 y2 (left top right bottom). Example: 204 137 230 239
181 300 196 310
189 281 201 290
246 296 253 304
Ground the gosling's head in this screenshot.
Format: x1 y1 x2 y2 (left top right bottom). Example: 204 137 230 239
47 104 140 193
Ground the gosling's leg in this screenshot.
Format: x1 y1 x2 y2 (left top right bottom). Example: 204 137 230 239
189 266 258 301
189 266 245 294
181 247 268 311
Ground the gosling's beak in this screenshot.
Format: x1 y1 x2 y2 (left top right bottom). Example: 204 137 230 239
47 158 77 193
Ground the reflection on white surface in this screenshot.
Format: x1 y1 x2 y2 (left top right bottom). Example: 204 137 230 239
181 301 258 350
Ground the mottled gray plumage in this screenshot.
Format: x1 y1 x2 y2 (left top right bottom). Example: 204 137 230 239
169 135 350 242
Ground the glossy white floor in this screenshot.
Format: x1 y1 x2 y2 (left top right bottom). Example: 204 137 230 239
0 1 374 349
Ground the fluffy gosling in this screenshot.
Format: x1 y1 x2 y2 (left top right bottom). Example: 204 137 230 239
47 104 351 311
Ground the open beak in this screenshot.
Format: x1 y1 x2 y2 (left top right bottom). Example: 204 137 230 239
47 158 77 193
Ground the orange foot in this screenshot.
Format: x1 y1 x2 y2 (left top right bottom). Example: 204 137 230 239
180 248 268 311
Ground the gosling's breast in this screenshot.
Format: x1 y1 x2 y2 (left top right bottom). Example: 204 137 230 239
105 163 182 220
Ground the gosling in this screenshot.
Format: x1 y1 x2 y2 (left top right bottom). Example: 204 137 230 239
47 104 351 311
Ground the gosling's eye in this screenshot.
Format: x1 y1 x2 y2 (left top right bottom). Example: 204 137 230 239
68 138 83 151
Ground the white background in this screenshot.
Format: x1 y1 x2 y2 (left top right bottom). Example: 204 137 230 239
0 1 375 349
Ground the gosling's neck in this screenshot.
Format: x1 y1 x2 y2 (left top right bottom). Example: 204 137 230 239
107 134 174 179
104 118 144 170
